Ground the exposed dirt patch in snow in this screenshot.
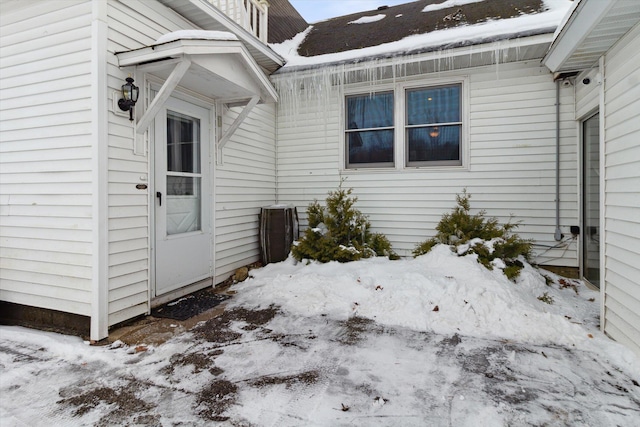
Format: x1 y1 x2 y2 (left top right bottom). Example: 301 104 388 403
195 379 238 421
57 382 151 424
192 305 279 343
335 316 383 345
247 370 320 388
163 350 224 376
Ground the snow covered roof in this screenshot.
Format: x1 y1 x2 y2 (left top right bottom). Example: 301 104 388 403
272 0 572 69
267 0 309 44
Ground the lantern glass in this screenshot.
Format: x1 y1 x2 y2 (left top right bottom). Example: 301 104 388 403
121 77 136 102
130 84 139 103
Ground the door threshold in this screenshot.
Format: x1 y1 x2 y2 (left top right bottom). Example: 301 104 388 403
152 277 213 308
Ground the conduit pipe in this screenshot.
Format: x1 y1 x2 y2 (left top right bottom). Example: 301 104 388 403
554 79 562 241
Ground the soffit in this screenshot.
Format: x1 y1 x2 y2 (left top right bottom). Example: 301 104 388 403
544 0 640 72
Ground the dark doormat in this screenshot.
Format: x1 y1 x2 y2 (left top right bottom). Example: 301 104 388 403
152 290 231 321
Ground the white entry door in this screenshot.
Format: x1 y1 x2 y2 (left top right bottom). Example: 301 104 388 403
154 97 212 296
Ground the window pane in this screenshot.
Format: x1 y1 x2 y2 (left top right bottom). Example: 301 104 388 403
167 111 201 173
407 85 460 125
407 125 461 163
166 176 201 235
348 129 394 164
347 92 393 129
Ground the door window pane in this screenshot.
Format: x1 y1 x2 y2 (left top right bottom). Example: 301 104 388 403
166 177 201 235
166 110 202 235
167 111 200 173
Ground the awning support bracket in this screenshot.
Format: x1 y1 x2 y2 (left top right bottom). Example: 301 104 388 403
217 95 260 154
135 57 192 136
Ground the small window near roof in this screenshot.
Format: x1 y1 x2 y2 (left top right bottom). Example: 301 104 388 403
345 91 394 168
406 84 462 166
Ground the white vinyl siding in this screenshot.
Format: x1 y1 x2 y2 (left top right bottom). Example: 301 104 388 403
215 103 277 283
575 68 600 120
602 22 640 356
275 60 578 264
105 0 198 326
0 1 94 316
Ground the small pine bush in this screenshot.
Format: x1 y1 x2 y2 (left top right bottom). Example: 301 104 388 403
292 185 398 262
413 190 531 280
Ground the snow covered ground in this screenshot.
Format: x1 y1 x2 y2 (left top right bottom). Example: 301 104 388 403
1 246 639 426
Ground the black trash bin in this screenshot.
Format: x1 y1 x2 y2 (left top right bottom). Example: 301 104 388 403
260 205 299 264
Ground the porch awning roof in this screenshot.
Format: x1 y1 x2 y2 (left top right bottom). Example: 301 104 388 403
115 38 278 105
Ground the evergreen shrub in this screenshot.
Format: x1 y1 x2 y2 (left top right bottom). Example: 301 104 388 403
413 190 531 280
292 185 398 263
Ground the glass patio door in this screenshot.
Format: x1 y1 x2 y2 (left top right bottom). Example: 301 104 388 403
582 112 600 287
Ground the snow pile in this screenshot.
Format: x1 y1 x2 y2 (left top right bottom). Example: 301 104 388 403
423 0 485 13
348 14 386 24
234 245 599 349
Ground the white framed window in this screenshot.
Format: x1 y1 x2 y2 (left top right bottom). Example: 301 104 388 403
345 91 395 168
405 84 462 166
344 79 465 169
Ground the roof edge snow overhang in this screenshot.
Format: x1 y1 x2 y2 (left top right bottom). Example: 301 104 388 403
543 0 640 73
157 0 285 73
272 31 555 77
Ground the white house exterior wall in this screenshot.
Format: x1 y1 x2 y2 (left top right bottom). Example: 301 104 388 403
275 59 579 265
601 22 640 356
215 103 277 284
1 0 277 339
104 0 199 328
106 0 277 321
0 1 94 317
575 68 600 121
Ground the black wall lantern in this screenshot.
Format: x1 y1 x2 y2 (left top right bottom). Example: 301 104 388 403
118 76 139 121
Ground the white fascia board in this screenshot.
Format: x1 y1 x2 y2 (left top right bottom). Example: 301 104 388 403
544 0 616 72
116 39 246 66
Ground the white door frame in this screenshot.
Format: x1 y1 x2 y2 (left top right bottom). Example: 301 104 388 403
148 85 216 303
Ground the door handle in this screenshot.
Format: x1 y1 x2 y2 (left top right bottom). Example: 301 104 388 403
156 191 162 206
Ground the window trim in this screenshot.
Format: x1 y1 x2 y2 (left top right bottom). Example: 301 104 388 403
342 77 468 171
